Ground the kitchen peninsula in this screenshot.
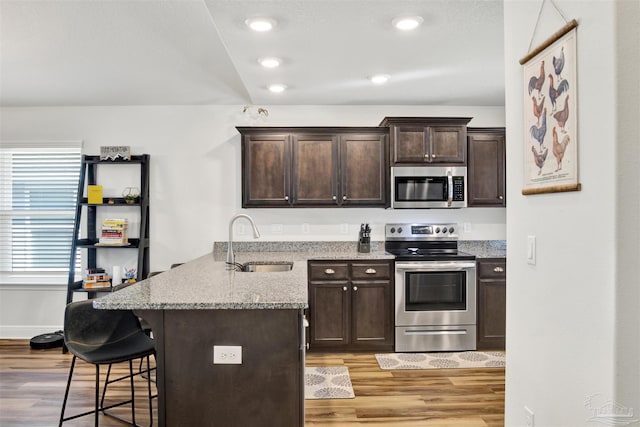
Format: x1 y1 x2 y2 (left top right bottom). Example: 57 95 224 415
94 251 308 427
93 243 393 426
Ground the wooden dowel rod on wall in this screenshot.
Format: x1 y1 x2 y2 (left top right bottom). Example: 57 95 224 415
519 19 578 65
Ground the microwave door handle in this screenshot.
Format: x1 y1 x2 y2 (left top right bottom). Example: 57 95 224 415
447 171 453 207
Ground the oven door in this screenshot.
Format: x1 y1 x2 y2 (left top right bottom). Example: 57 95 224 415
395 261 476 327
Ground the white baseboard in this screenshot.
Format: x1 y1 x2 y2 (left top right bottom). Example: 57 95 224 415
0 325 63 339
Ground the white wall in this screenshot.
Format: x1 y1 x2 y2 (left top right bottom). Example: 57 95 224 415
504 1 639 426
0 104 506 337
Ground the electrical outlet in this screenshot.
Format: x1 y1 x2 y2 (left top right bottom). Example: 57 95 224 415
463 222 471 233
340 224 349 234
213 345 242 364
271 224 283 234
524 406 535 427
302 223 310 234
236 223 246 235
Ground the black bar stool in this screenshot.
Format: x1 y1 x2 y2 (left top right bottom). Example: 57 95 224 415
59 300 156 427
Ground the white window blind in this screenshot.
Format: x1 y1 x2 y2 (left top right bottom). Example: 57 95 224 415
0 141 81 273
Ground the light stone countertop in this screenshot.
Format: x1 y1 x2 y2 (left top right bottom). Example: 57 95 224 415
459 240 507 258
93 243 394 311
93 240 504 311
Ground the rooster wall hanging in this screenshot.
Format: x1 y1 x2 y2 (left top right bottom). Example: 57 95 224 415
520 0 581 195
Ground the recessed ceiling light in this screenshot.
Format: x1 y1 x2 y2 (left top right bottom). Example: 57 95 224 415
369 74 390 85
392 16 424 31
268 84 287 93
259 57 281 68
245 17 277 32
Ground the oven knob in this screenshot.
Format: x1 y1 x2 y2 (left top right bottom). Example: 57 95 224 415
442 228 448 234
449 227 455 233
397 227 403 233
435 227 440 233
390 227 396 233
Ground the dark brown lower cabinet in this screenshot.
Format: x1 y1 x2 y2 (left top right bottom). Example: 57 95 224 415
308 260 394 352
476 258 507 350
136 308 304 427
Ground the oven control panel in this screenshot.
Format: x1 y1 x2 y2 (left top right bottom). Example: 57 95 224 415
385 223 459 240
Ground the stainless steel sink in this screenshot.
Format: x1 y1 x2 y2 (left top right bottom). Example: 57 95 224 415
241 261 294 273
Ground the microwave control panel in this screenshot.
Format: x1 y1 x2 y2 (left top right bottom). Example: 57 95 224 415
452 176 465 201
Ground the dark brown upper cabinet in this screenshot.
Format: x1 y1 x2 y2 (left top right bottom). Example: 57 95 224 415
241 132 292 207
380 117 471 165
238 127 388 208
467 127 506 207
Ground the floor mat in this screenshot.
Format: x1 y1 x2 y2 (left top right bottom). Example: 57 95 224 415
375 351 505 370
305 366 355 399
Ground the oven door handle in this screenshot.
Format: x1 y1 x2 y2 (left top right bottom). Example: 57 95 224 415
404 329 468 336
395 261 476 270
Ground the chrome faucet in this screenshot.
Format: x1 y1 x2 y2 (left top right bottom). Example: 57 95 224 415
226 214 260 270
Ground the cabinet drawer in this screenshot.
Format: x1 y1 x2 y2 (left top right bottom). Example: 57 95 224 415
351 262 391 279
309 262 349 280
478 259 506 278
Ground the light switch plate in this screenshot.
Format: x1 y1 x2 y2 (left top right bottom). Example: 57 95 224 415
527 235 536 265
213 345 242 364
524 406 535 427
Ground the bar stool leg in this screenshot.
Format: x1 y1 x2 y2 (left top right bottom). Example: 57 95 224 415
94 364 100 427
58 356 76 427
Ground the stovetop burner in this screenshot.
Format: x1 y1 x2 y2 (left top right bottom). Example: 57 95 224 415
385 223 476 261
388 249 476 262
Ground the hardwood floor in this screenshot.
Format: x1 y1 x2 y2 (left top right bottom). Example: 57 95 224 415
0 340 504 426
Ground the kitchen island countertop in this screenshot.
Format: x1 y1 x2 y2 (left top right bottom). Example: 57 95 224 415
93 244 394 311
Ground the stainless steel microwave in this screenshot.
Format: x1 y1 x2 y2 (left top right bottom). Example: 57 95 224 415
391 166 467 209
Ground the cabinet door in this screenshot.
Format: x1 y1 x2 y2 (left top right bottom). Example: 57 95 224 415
477 259 506 350
340 133 388 206
391 125 427 163
351 280 394 349
308 281 350 349
292 134 339 205
468 131 506 207
427 126 467 163
242 134 291 207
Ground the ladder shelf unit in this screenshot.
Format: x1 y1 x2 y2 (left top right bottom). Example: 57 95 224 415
66 154 150 304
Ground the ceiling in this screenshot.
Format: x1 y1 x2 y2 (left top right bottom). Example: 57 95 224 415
0 0 505 107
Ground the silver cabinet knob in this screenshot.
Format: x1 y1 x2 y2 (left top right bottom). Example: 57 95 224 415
493 266 504 273
342 286 348 291
499 195 504 200
284 195 289 201
365 268 377 274
424 153 429 158
353 286 358 291
332 195 337 201
324 268 335 275
342 195 347 201
431 154 436 158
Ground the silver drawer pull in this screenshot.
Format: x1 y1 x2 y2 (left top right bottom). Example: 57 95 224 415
493 267 505 273
365 268 377 274
342 286 348 291
324 268 335 275
353 286 358 291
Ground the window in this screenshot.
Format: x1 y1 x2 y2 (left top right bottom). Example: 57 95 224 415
0 142 81 276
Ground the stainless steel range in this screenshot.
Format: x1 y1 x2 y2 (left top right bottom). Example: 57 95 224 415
385 223 477 352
